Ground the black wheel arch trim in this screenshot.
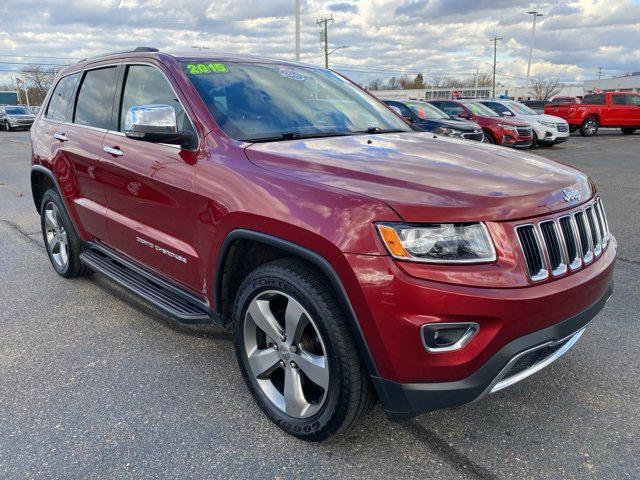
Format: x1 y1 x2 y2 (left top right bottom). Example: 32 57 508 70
214 229 381 380
31 164 64 212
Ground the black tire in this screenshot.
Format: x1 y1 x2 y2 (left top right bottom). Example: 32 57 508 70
233 258 375 441
3 121 10 132
529 132 538 148
579 117 599 137
40 189 91 278
483 131 496 144
621 128 637 135
569 125 579 133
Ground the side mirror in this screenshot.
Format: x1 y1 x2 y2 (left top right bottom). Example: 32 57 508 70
458 112 470 119
125 104 194 148
389 105 403 115
502 111 514 116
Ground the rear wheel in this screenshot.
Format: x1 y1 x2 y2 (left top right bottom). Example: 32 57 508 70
233 258 375 441
621 128 637 135
579 117 599 137
40 189 91 278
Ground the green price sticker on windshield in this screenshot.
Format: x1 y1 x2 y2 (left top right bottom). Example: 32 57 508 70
185 63 228 74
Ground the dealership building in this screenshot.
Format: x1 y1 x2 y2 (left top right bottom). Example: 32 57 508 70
370 72 640 101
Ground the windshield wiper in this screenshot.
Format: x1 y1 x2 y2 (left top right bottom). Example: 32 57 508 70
362 127 407 134
245 131 356 143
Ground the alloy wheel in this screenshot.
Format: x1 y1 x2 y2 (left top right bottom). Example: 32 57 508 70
44 202 69 269
586 120 598 135
243 290 329 418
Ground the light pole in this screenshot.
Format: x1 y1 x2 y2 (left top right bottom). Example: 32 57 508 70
490 36 502 98
295 0 300 61
525 11 543 85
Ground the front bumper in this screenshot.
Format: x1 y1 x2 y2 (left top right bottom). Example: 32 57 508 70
373 283 613 422
535 125 570 145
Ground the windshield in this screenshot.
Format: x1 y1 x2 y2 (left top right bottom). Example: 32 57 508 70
5 106 31 115
183 61 410 141
507 102 538 115
405 102 449 120
462 101 498 117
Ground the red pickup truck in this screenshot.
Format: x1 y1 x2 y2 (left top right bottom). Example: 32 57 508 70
545 92 640 137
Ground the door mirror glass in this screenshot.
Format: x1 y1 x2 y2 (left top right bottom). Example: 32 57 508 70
502 110 514 116
125 104 194 147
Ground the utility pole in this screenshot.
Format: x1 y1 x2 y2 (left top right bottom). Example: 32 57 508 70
316 15 333 69
525 11 543 85
490 36 502 98
295 0 300 61
597 66 603 80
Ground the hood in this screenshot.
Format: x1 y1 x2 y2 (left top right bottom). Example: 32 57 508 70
6 114 35 119
511 113 568 124
430 118 481 131
244 132 592 222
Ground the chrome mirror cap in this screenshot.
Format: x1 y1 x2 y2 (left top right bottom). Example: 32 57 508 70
125 104 177 137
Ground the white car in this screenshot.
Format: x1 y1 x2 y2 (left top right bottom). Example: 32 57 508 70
478 99 570 148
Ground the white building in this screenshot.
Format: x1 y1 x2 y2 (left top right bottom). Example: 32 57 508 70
583 73 640 93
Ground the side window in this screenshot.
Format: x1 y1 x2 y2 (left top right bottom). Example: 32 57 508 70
582 94 606 105
612 94 627 105
628 95 640 106
439 102 464 117
74 67 118 130
388 102 413 118
119 65 192 132
45 73 79 122
484 102 509 115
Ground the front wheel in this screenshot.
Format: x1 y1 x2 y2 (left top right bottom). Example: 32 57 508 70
2 121 10 132
483 131 496 144
621 128 637 135
233 258 375 441
579 117 599 137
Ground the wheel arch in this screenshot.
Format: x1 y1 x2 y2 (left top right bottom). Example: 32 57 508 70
214 229 381 380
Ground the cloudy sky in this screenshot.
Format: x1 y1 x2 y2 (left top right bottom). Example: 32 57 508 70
1 0 639 89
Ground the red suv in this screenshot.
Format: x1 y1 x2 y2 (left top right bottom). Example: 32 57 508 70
30 48 615 441
428 99 534 147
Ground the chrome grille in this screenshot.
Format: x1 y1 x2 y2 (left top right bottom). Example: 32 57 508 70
516 197 610 281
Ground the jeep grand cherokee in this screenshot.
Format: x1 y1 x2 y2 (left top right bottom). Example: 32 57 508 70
30 47 615 441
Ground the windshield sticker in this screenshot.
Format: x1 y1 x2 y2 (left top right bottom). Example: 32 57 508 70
185 63 228 75
277 67 307 81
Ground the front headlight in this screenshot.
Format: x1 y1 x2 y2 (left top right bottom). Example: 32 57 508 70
538 121 556 128
497 123 518 131
376 222 496 263
434 127 463 138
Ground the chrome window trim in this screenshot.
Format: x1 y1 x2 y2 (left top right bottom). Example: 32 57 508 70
488 327 586 394
420 322 480 353
515 223 549 282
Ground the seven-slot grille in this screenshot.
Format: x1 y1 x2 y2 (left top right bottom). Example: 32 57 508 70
516 197 610 281
516 127 532 137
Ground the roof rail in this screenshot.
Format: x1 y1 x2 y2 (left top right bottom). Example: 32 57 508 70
78 46 159 63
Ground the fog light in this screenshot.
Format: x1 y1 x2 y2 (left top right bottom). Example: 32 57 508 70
421 322 479 353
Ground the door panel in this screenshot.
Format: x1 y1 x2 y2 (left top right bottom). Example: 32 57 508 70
100 134 201 291
50 124 110 241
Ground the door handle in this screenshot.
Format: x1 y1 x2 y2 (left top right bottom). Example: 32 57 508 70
53 132 68 142
103 146 124 157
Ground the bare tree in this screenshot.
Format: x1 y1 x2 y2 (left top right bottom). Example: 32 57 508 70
528 78 563 101
19 64 59 105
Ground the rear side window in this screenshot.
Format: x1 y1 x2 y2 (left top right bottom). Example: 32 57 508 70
45 73 79 121
74 67 118 129
434 102 464 117
629 95 640 106
581 94 606 105
119 65 191 132
612 94 627 105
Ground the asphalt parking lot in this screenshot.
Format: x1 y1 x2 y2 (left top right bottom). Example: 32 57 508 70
1 130 638 479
